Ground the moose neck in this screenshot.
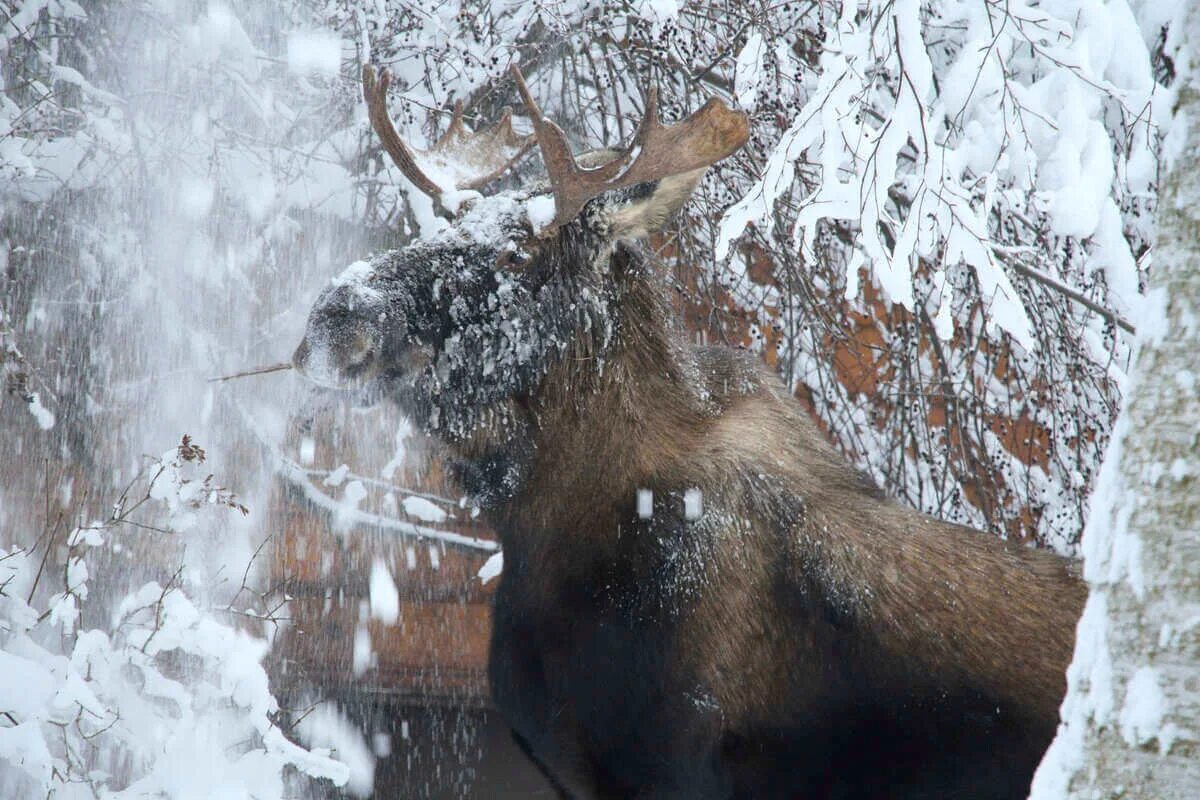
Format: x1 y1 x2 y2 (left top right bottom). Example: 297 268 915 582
453 244 709 543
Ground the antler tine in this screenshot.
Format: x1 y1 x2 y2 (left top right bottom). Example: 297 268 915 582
509 65 593 211
434 101 467 151
510 64 750 230
362 64 444 201
440 103 536 191
362 64 535 210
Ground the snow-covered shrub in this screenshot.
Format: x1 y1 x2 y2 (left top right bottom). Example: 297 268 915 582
0 438 350 799
706 0 1168 551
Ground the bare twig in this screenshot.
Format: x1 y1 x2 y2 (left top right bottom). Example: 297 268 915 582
28 460 64 604
208 362 293 383
1001 256 1136 335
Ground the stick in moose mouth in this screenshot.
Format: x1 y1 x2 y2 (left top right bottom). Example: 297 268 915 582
207 362 293 383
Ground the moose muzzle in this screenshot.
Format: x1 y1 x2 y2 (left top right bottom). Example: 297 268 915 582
292 279 400 389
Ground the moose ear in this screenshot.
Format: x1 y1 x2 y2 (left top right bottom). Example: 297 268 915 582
604 167 706 240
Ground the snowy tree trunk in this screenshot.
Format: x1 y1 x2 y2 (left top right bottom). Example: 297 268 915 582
1029 10 1200 800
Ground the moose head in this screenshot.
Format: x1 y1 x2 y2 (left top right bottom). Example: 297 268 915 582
293 65 748 494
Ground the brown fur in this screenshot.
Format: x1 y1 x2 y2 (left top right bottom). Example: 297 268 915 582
466 246 1085 798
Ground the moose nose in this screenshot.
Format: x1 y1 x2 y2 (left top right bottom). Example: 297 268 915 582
291 327 384 388
291 339 311 375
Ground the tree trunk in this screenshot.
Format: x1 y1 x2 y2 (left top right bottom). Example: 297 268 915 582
1028 10 1200 799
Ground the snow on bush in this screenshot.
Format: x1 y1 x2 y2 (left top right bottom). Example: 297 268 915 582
717 0 1158 344
293 700 377 797
683 0 1167 550
0 439 349 799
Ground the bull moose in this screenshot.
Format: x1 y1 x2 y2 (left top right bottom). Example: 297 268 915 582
292 64 1085 799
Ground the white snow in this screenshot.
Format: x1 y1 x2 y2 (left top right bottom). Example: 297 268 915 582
684 488 703 521
637 488 654 519
26 393 55 430
0 541 351 799
477 551 504 584
401 495 448 522
526 194 557 234
176 175 215 219
324 463 350 486
334 479 368 532
440 188 483 215
330 260 379 299
0 651 58 719
368 559 400 624
299 436 316 465
635 0 680 33
1032 315 1152 796
352 624 372 678
734 31 766 111
286 31 343 77
380 420 412 480
717 0 1151 350
1029 591 1113 800
273 455 498 551
1119 666 1168 749
294 702 376 797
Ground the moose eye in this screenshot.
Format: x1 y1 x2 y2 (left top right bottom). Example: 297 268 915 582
497 248 531 270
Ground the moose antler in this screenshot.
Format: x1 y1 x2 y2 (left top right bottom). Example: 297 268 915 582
509 65 750 230
362 64 535 210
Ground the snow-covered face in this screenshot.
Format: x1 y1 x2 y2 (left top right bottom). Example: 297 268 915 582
293 191 617 439
293 171 702 440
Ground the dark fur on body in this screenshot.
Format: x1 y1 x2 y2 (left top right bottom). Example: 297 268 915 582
294 178 1085 799
481 246 1082 799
